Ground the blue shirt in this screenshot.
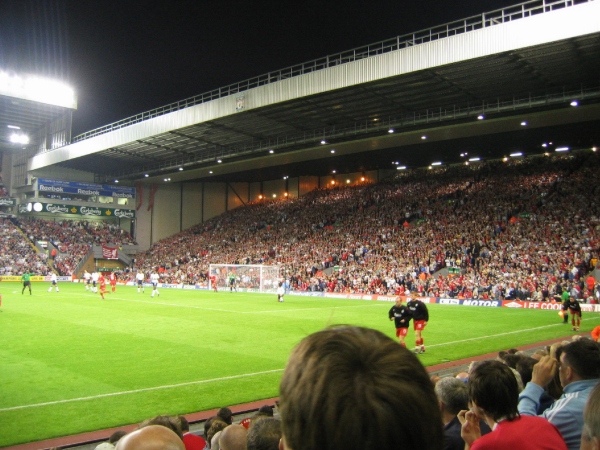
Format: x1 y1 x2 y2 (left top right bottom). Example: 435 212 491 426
518 378 599 450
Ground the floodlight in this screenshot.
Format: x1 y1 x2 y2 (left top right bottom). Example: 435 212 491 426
0 71 76 109
10 133 29 144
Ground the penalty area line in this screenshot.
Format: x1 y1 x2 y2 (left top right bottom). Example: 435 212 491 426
0 369 284 413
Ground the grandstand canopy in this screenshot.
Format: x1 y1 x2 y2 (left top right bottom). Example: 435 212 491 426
25 0 600 184
0 95 73 153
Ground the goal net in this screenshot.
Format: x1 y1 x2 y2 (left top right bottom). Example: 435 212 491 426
208 264 281 293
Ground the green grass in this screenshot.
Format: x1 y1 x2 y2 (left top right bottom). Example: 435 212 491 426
0 281 598 446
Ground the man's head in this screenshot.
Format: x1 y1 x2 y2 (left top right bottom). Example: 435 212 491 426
468 360 519 423
139 415 183 439
179 416 190 433
219 424 247 450
247 418 281 450
434 377 469 424
395 296 403 306
556 339 600 387
115 425 185 450
279 325 443 450
581 383 600 450
218 407 233 425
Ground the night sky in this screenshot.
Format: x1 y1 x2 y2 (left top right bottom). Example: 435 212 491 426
1 0 520 136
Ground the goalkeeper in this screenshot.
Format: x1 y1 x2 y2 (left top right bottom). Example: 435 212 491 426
228 273 237 292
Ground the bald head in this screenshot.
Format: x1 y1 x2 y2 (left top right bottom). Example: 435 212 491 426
116 425 185 450
219 424 247 450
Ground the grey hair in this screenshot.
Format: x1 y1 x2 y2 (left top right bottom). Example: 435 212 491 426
434 377 468 415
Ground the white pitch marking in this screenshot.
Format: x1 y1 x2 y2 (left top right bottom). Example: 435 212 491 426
427 316 600 349
0 368 284 413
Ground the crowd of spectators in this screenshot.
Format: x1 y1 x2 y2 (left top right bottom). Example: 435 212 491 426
0 218 136 276
133 151 600 300
0 218 50 276
89 405 280 450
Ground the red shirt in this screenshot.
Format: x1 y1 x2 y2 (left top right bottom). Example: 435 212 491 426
183 432 206 450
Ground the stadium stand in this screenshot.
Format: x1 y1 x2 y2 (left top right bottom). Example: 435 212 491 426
130 151 599 300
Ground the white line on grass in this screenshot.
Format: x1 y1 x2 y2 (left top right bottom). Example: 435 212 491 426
244 304 386 314
62 291 387 314
426 316 600 349
2 316 598 413
0 368 284 413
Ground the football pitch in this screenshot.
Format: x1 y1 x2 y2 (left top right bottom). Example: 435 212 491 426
0 281 598 447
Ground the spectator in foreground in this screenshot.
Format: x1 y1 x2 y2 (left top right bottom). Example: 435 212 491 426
581 383 600 450
435 377 490 450
139 415 183 439
459 360 566 449
217 424 247 450
116 425 185 450
278 325 443 450
180 416 206 450
518 339 600 450
94 430 127 450
217 407 233 425
247 417 281 450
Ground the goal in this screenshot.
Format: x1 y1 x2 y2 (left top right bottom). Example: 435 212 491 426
208 264 282 293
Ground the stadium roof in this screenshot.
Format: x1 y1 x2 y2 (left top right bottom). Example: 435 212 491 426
25 0 600 184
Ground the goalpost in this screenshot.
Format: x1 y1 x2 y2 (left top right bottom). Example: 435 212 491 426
208 264 282 293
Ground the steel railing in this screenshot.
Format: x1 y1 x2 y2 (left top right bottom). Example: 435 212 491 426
69 0 592 144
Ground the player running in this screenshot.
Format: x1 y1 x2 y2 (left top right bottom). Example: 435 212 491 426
150 271 160 297
109 271 117 293
210 274 218 292
98 273 111 299
277 282 285 302
48 273 59 292
407 291 429 354
136 270 145 293
566 294 582 331
83 270 92 290
91 271 100 293
389 296 412 347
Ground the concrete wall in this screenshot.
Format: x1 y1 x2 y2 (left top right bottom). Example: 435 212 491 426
182 182 203 230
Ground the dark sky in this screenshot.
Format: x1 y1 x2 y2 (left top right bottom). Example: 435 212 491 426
1 0 520 136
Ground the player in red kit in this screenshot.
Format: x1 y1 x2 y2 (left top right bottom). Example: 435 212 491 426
567 294 582 331
109 271 117 293
407 291 429 354
210 275 218 292
388 296 412 347
98 274 111 299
